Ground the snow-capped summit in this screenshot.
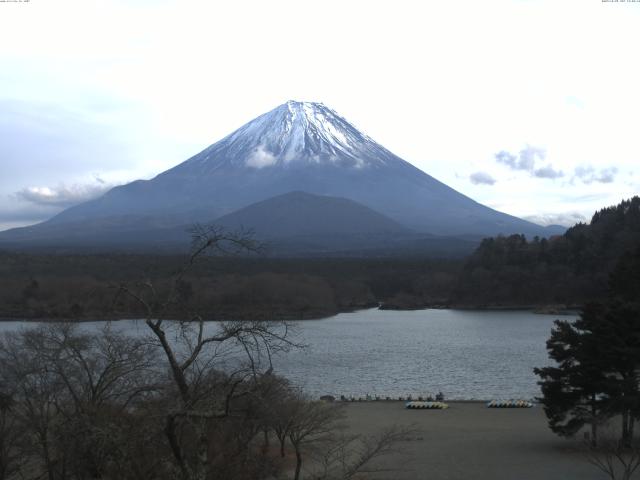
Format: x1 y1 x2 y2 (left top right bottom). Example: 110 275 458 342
1 100 564 247
171 100 397 173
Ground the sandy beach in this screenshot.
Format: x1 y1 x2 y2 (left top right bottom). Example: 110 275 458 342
341 401 602 480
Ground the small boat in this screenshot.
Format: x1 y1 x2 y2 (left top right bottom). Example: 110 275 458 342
405 401 448 410
487 399 533 408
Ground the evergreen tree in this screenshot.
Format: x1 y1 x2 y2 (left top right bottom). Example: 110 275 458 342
536 246 640 446
599 248 640 445
534 303 610 446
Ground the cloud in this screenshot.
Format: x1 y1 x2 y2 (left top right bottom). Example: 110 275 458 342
494 145 565 181
517 145 546 171
246 144 277 168
494 150 518 169
15 179 112 207
469 171 496 185
495 145 546 172
573 165 618 184
524 211 587 227
596 168 617 183
533 165 564 179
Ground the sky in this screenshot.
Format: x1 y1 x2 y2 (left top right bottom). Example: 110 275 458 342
0 0 639 231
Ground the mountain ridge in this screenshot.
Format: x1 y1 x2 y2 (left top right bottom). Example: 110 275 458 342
214 190 412 238
0 100 565 251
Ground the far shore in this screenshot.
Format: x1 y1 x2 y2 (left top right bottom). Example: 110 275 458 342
380 303 580 315
0 303 581 323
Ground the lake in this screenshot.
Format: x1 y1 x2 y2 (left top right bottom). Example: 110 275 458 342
0 308 570 400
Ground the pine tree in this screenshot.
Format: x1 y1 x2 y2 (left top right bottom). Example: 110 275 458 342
536 247 640 446
534 303 610 446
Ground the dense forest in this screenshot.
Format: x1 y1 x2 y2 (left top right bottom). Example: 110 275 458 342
1 197 638 321
454 196 640 307
0 254 459 320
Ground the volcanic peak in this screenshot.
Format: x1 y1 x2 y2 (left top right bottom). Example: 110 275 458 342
172 100 395 174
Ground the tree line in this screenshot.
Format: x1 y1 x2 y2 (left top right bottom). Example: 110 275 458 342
454 196 640 306
1 196 639 321
0 254 458 321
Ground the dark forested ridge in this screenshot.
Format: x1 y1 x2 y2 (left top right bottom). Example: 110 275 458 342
1 197 638 320
0 253 460 321
453 196 640 307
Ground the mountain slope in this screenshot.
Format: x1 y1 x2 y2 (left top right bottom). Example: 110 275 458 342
0 101 563 249
214 191 411 238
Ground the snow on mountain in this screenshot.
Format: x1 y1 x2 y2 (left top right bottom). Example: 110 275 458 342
0 100 565 247
171 101 396 173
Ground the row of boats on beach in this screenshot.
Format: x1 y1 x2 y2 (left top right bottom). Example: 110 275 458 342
334 394 534 408
405 399 534 409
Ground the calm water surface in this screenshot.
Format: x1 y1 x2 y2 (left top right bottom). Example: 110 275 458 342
0 308 571 400
271 308 571 400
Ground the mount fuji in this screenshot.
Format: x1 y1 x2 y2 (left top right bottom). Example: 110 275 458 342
0 101 563 253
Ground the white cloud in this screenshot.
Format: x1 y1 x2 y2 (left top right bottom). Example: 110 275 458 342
523 211 587 228
246 145 277 169
15 180 112 207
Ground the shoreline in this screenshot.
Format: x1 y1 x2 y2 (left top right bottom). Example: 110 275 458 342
0 303 581 323
381 303 580 315
335 399 531 404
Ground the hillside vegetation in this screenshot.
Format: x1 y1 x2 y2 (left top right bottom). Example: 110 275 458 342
453 196 640 307
0 254 458 320
1 197 638 320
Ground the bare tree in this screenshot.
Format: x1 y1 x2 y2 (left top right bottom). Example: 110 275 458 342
114 225 298 480
24 323 159 412
0 390 25 480
262 378 297 459
286 397 346 480
41 323 159 479
310 425 417 480
584 427 640 480
279 393 416 480
0 323 162 480
0 329 67 480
